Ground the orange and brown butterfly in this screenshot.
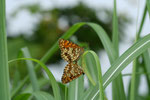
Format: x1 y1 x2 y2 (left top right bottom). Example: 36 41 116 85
59 38 84 84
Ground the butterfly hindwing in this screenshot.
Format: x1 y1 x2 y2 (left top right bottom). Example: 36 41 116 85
61 62 84 84
59 39 84 62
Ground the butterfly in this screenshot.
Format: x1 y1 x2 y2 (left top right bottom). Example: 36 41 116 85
59 38 84 84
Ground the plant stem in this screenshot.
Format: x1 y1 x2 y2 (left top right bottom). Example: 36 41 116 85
0 0 10 99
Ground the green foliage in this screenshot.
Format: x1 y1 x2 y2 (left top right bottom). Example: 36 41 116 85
0 0 150 100
0 0 10 100
8 2 130 64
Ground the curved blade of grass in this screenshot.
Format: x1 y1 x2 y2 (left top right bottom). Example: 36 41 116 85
83 50 104 100
86 23 117 63
21 47 39 91
82 53 97 86
9 58 61 100
82 55 96 86
13 22 117 96
11 23 86 97
0 0 10 100
33 91 54 100
84 33 150 99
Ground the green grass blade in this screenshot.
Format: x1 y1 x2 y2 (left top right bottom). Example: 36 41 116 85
146 0 150 16
13 22 117 96
65 85 68 100
33 91 54 100
129 3 147 100
0 0 10 100
13 22 117 97
79 85 97 100
68 60 84 100
86 23 117 63
77 75 84 98
112 75 126 100
112 0 126 100
143 50 150 91
82 55 96 86
83 53 97 86
68 79 77 100
22 78 50 94
130 59 137 100
85 33 150 99
9 58 61 100
21 47 39 91
136 4 147 39
88 51 104 100
81 50 104 100
11 69 20 91
85 85 100 100
13 93 31 100
112 0 119 54
12 23 86 96
103 33 150 88
68 76 84 100
11 77 28 98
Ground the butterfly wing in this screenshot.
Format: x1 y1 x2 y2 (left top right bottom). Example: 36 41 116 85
61 62 84 84
59 39 84 62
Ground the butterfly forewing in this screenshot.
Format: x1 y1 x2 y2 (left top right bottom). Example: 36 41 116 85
61 62 84 84
59 39 84 62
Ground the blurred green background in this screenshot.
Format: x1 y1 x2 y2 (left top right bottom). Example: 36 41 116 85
8 2 130 62
7 1 132 96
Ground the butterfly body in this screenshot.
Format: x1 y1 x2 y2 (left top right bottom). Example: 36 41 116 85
59 39 84 84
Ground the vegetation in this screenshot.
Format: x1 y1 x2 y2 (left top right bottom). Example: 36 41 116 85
0 0 150 100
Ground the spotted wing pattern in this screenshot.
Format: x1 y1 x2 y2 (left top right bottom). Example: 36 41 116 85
61 62 84 84
59 38 84 84
59 39 84 62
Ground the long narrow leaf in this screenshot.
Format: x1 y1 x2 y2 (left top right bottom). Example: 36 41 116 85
112 0 126 100
146 0 150 16
0 0 10 99
81 51 104 100
83 53 97 86
136 4 147 39
89 51 104 100
13 22 117 97
21 47 39 91
112 0 119 53
143 49 150 91
33 91 54 100
84 33 150 99
12 23 85 96
67 55 84 100
9 58 61 100
13 93 31 100
130 59 137 100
